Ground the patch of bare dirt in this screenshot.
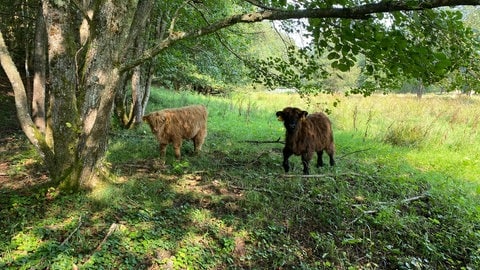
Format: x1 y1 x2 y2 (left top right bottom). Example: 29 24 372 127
0 136 49 192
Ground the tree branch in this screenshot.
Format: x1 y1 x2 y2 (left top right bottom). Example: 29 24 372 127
241 137 283 144
96 223 119 251
121 0 480 72
169 0 191 36
61 216 83 246
0 31 54 162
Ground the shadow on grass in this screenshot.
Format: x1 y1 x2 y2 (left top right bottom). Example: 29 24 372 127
1 89 479 269
95 122 480 269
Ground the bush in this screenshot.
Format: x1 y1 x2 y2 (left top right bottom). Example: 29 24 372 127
384 122 426 147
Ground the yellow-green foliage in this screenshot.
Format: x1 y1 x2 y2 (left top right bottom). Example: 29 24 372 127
244 91 480 150
384 122 426 147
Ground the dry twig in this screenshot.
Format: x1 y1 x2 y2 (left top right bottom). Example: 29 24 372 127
96 223 119 251
61 216 83 246
350 193 430 224
241 137 283 144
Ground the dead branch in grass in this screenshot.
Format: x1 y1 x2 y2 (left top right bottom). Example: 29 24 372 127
350 193 430 224
61 215 83 246
400 194 429 204
228 184 283 196
96 223 119 251
241 137 284 144
282 174 336 179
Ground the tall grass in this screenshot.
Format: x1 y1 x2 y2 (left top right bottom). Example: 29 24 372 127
326 94 480 182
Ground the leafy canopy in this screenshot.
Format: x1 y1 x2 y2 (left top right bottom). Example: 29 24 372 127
248 1 480 95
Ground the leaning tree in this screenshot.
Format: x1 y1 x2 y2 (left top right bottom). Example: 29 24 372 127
1 0 479 191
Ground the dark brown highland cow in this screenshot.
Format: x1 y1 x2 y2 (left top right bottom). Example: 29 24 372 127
143 105 207 161
276 107 335 174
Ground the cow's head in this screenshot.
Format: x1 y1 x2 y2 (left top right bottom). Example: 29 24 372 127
276 107 308 133
143 112 167 132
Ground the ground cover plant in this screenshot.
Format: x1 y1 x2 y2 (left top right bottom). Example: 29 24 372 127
1 88 479 269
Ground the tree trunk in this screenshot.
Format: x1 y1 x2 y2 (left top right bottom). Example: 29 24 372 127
142 62 153 116
74 69 121 190
32 5 47 132
42 2 80 186
6 1 146 191
59 1 140 190
130 65 144 126
114 72 131 127
114 0 153 130
416 80 424 99
114 63 153 130
0 32 41 150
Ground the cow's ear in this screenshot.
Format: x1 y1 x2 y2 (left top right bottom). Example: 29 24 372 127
276 111 284 121
301 111 308 119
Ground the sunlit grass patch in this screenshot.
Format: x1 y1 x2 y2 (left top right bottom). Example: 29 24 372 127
2 88 480 269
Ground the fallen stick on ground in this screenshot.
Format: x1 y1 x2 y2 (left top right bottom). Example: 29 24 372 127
61 215 83 246
241 137 283 144
96 223 119 251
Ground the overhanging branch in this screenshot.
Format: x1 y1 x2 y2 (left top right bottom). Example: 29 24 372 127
121 0 480 72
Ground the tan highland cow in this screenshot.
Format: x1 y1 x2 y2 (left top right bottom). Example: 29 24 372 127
143 105 208 160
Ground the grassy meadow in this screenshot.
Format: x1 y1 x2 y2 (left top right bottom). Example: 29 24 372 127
1 87 479 269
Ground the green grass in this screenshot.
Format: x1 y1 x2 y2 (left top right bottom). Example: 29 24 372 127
1 88 479 269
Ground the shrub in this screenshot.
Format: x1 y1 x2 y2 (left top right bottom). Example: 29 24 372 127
384 122 426 147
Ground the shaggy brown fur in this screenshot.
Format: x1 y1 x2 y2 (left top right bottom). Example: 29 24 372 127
276 107 335 174
143 105 207 160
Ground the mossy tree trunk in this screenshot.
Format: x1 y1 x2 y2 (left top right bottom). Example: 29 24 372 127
48 0 149 190
2 0 151 191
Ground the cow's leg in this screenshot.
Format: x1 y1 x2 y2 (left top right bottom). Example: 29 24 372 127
327 150 335 166
173 141 182 159
301 152 313 175
193 131 206 154
316 150 324 167
159 143 168 159
282 147 293 173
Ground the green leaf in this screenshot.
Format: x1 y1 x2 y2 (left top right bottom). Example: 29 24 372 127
337 63 350 72
327 52 340 60
366 65 374 74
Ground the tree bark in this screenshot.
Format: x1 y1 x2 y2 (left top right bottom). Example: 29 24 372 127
0 31 39 148
113 0 153 129
32 5 47 133
43 2 80 186
71 0 149 189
